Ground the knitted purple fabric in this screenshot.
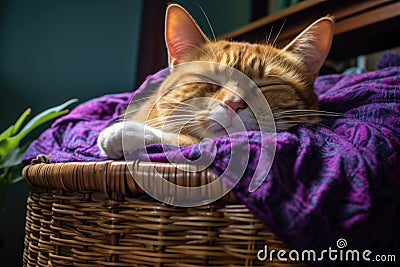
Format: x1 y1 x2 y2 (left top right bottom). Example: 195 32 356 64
23 52 400 266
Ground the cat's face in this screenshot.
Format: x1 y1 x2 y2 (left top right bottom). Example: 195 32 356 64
146 4 334 140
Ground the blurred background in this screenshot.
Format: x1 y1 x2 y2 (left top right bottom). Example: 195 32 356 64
0 0 274 265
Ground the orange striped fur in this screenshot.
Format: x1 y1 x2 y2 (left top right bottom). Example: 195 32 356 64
98 4 335 158
129 4 334 146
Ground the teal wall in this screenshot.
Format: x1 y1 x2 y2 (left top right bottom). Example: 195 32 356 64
0 0 251 265
0 0 143 265
0 0 143 130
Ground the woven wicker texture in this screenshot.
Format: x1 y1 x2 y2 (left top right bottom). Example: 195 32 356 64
22 161 304 266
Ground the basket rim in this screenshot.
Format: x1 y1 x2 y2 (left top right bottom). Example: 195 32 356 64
22 160 238 203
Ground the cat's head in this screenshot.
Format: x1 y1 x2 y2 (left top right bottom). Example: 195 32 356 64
152 4 334 139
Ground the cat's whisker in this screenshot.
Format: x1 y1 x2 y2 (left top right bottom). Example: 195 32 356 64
276 116 344 121
162 124 200 133
122 102 158 113
152 121 198 132
274 109 344 114
263 25 279 69
123 96 155 108
163 101 203 111
122 103 199 118
145 117 196 126
146 115 195 121
157 107 192 112
174 102 202 111
195 3 222 60
186 125 204 135
160 124 197 132
146 109 197 117
129 96 154 103
272 20 286 48
274 109 345 117
124 99 158 111
154 109 196 115
148 118 198 127
154 107 194 111
274 110 345 126
118 109 152 119
266 19 287 65
196 4 216 41
274 114 344 124
275 120 336 132
274 111 343 117
266 25 274 45
262 25 275 68
275 119 333 125
274 114 344 121
275 122 313 130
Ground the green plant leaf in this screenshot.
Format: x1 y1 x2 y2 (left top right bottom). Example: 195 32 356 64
11 108 31 136
17 98 78 138
6 109 68 147
0 99 78 159
0 109 31 142
0 143 29 169
0 126 15 143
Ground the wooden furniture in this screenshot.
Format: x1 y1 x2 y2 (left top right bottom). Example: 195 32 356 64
220 0 400 60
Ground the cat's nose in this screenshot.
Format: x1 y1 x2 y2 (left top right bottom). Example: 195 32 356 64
222 98 247 112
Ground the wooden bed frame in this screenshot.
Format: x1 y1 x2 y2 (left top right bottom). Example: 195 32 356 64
219 0 400 60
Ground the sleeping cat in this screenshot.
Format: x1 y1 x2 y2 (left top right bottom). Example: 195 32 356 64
98 4 334 159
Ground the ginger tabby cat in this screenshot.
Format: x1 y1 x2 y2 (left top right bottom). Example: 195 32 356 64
98 4 335 159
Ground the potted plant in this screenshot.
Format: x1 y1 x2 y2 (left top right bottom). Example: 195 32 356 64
0 99 77 211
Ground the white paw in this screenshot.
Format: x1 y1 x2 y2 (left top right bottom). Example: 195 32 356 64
97 121 169 159
97 122 125 159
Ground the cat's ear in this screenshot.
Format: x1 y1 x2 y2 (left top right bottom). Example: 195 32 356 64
283 16 334 78
165 4 209 66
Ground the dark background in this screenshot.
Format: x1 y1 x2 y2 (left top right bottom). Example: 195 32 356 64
0 0 254 265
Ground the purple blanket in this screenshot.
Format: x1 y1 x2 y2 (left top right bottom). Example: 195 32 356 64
24 52 400 266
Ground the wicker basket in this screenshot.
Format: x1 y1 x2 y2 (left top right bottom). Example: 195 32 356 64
22 160 304 267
